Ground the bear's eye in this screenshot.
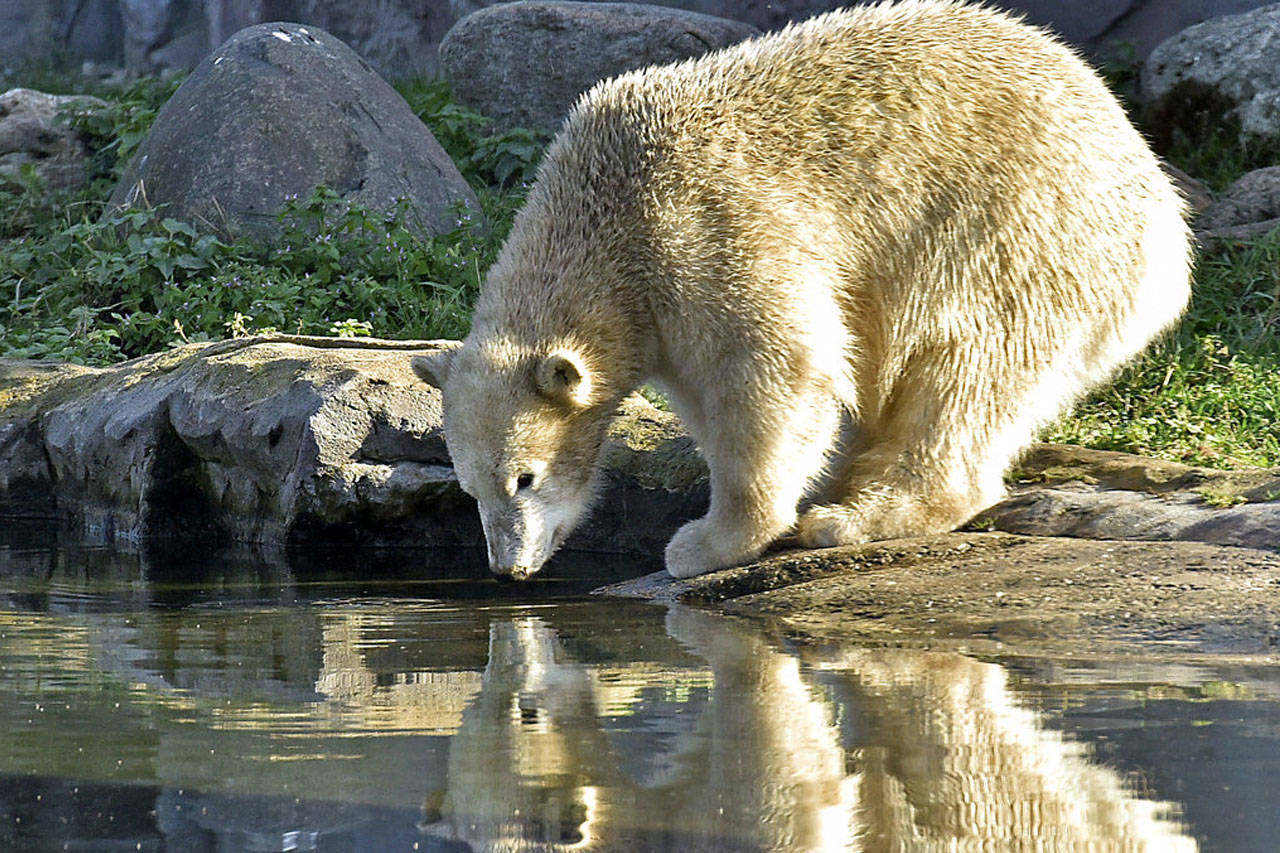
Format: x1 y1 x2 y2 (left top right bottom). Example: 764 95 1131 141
516 472 535 491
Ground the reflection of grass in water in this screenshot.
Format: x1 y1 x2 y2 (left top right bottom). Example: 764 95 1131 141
1046 233 1280 469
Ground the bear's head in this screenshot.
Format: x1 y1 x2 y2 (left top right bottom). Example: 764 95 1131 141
413 340 610 580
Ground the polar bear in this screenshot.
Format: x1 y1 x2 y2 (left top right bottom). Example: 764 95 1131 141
413 0 1192 579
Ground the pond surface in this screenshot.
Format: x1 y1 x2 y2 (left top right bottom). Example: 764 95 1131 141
2 524 1279 852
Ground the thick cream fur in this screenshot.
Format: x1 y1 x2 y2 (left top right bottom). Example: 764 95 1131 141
429 0 1192 579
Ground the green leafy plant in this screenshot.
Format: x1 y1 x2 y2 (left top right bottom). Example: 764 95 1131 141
65 75 184 185
329 317 374 338
0 72 543 365
0 187 491 362
396 78 550 189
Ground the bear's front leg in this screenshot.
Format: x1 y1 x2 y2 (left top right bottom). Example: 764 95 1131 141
666 516 772 579
663 387 840 579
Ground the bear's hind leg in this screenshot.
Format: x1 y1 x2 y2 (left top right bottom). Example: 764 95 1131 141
795 443 991 548
796 367 1017 548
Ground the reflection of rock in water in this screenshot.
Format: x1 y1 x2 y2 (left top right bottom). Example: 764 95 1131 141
424 608 1196 852
316 605 486 733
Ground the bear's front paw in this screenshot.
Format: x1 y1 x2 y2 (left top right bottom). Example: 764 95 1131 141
665 519 720 578
665 518 758 579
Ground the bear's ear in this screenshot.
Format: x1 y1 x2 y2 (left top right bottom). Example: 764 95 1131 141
535 350 591 407
411 343 461 390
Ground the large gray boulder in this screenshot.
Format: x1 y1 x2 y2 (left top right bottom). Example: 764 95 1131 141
122 0 207 69
0 0 449 78
1195 166 1280 238
1045 0 1279 58
0 88 106 193
439 2 759 133
121 0 455 78
644 0 1278 57
107 21 480 242
5 1 1279 82
277 0 463 80
1142 3 1280 141
0 1 121 72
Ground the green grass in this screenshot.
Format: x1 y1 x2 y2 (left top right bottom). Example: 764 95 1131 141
0 77 539 363
0 71 1277 469
1044 235 1280 468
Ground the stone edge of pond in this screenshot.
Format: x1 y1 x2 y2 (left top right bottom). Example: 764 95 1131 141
595 532 1280 663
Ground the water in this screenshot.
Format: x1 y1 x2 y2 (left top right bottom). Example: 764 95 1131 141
2 524 1279 851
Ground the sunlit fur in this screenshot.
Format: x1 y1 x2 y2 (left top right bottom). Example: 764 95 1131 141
418 0 1192 579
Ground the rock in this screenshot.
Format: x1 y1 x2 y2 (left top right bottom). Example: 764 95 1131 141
1162 161 1214 221
0 3 70 73
280 0 460 80
1197 220 1280 242
1141 3 1280 141
1009 443 1280 499
1195 166 1280 236
0 339 473 547
988 443 1280 550
0 88 106 193
106 21 480 243
5 1 1280 84
598 532 1280 658
1057 0 1279 58
122 0 205 69
0 338 703 557
0 359 93 520
987 483 1280 548
123 0 453 79
439 1 759 133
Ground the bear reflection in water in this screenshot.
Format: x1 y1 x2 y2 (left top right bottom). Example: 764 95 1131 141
420 607 1194 852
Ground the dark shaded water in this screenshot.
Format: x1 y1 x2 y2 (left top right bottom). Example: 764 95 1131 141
2 523 1279 851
